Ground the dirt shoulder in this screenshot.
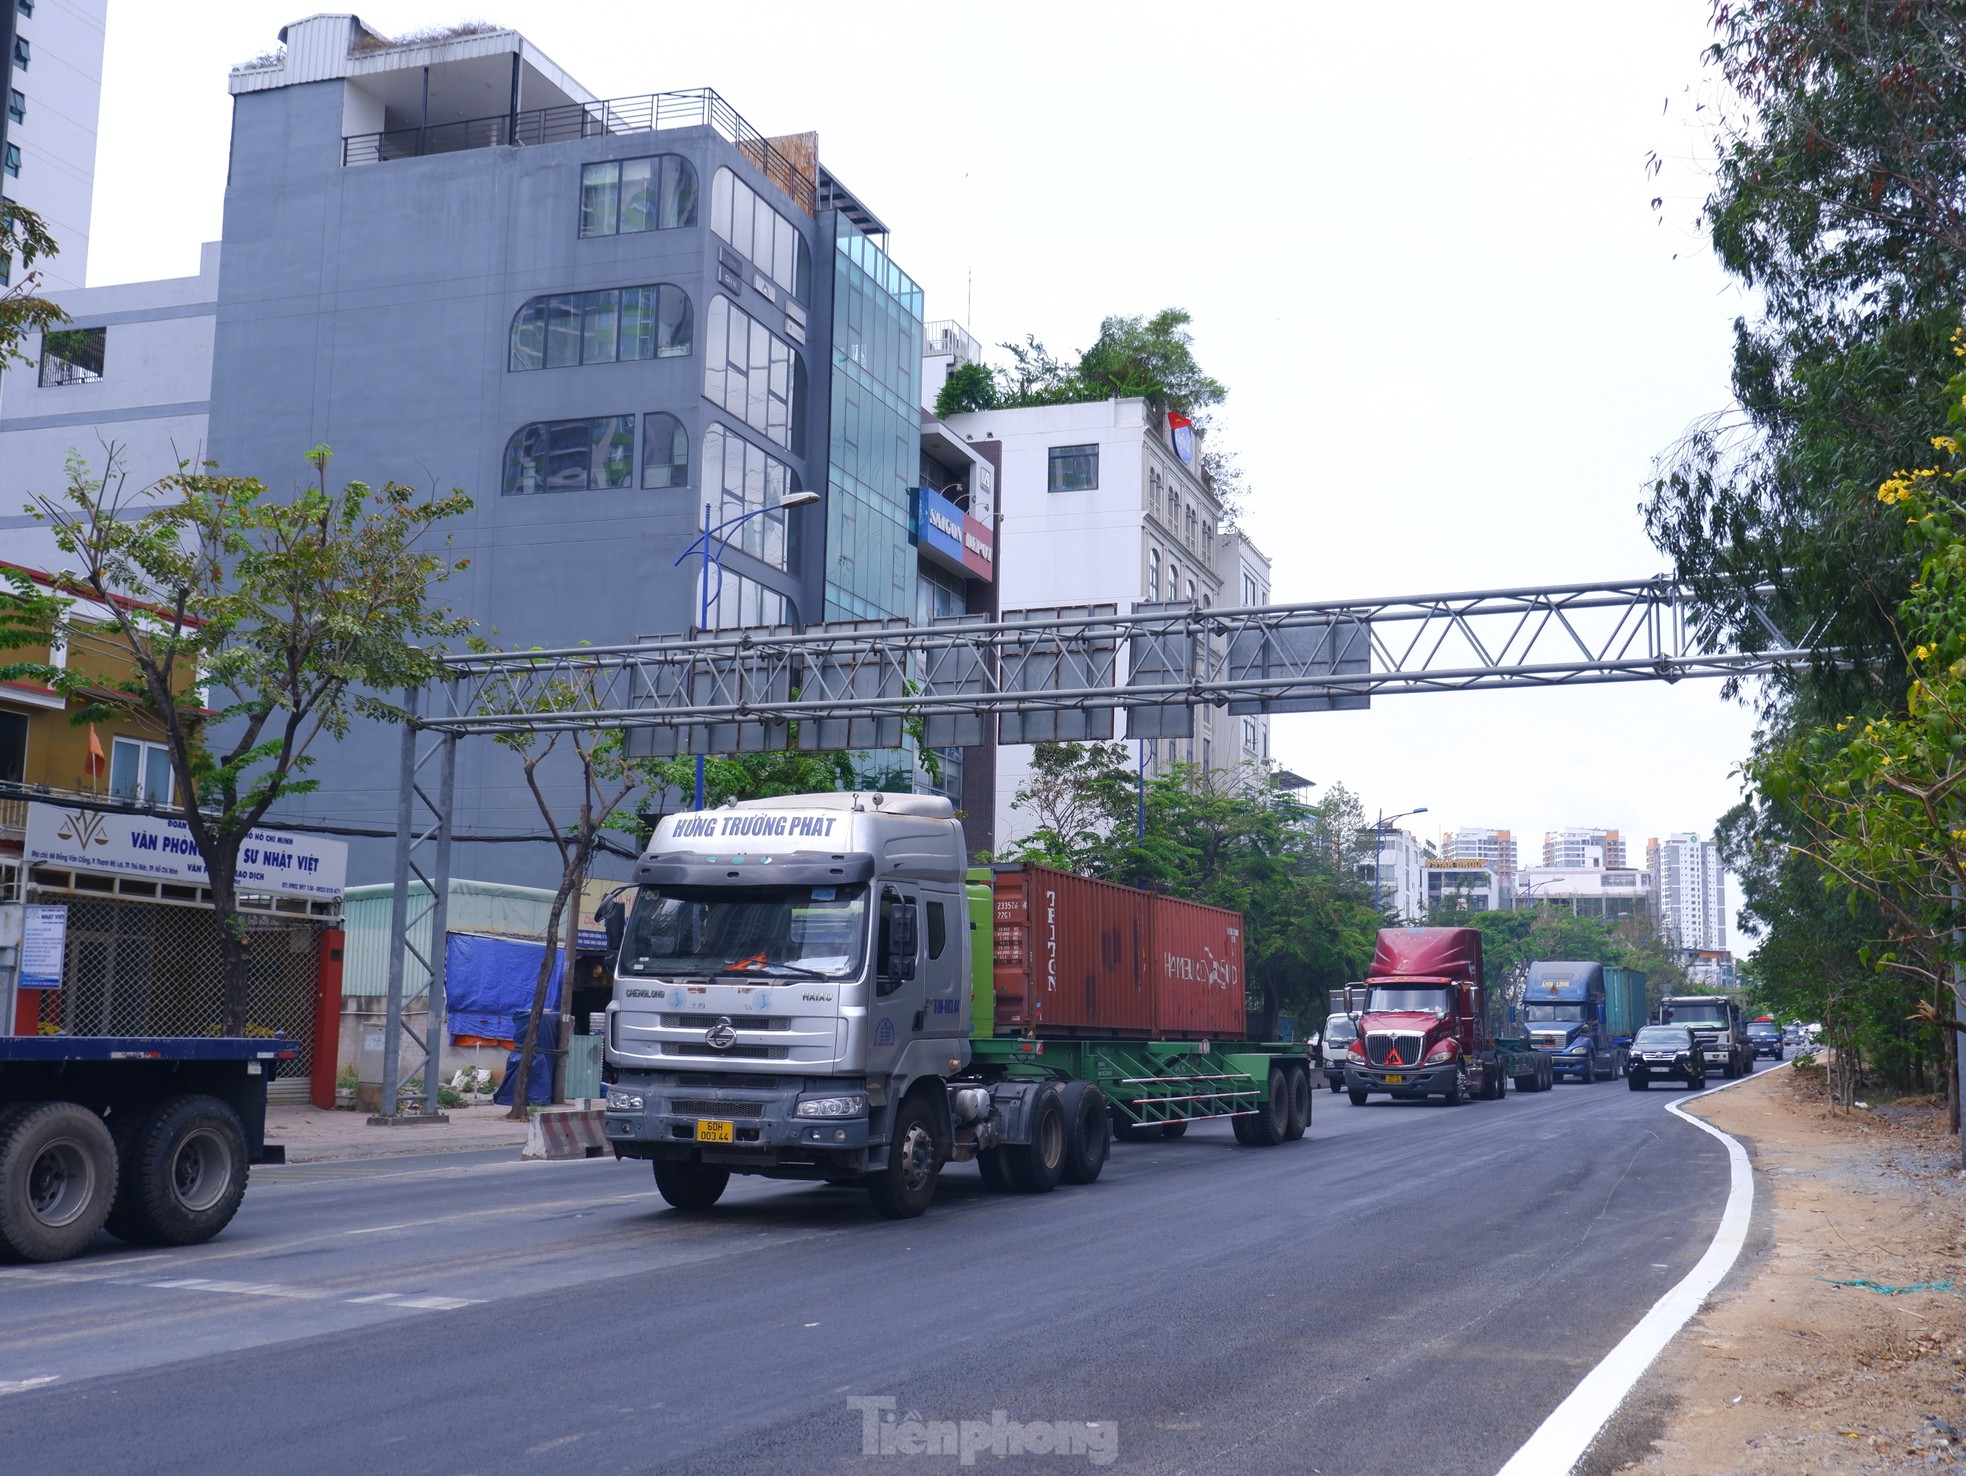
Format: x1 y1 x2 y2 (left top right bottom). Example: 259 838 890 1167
1590 1061 1966 1475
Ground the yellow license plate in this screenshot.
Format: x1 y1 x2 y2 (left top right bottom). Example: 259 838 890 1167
695 1119 735 1143
1383 1074 1406 1085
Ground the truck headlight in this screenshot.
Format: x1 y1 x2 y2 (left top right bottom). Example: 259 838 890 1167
795 1093 868 1118
1566 1040 1591 1054
606 1089 645 1111
1424 1040 1458 1063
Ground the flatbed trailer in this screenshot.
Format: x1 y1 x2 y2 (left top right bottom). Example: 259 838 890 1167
968 1035 1315 1145
0 1035 293 1262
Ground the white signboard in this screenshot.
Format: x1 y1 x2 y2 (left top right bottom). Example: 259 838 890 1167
24 803 349 901
20 905 67 990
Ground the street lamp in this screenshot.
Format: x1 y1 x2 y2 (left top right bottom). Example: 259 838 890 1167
1372 806 1427 919
672 490 822 809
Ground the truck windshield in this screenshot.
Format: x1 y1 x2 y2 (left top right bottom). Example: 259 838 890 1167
1323 1014 1357 1043
1522 1004 1584 1022
1367 986 1454 1014
1664 1003 1728 1026
619 883 869 979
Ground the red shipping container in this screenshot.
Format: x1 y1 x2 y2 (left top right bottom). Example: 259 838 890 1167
991 865 1153 1036
1148 895 1247 1038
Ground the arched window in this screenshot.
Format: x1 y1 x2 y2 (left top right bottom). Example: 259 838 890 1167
580 155 698 237
642 412 690 489
503 416 635 495
510 285 692 371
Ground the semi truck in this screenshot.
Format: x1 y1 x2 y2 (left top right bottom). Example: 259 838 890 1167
1520 961 1647 1083
1341 927 1552 1104
0 1035 293 1262
598 793 1313 1219
1656 994 1753 1078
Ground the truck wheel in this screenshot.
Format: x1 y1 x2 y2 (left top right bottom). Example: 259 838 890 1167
1159 1119 1188 1139
1059 1082 1110 1185
975 1147 1015 1192
1490 1066 1508 1100
1285 1066 1312 1139
868 1095 944 1217
1582 1055 1597 1086
1005 1083 1066 1194
0 1101 118 1263
1512 1072 1537 1092
653 1161 730 1211
103 1096 249 1247
1110 1109 1153 1144
1628 1072 1649 1091
1329 1075 1344 1094
1441 1073 1463 1106
1539 1058 1555 1091
1347 1087 1370 1107
1238 1068 1288 1145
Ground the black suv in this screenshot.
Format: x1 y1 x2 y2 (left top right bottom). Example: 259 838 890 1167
1625 1025 1706 1090
1745 1022 1783 1060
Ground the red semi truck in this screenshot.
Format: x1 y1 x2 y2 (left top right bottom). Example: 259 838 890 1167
1341 927 1552 1104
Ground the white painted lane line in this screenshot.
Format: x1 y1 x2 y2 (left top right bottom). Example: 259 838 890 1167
0 1377 60 1396
1496 1068 1764 1475
136 1278 484 1311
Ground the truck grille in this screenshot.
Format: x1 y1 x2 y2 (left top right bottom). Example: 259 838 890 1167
1367 1033 1427 1068
664 1042 786 1060
667 1099 768 1118
663 1014 790 1031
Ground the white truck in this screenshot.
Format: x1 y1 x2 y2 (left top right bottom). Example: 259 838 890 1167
599 793 1310 1219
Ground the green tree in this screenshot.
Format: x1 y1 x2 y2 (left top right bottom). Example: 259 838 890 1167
1076 308 1227 421
22 447 472 1035
932 360 998 419
999 740 1138 871
1 202 69 370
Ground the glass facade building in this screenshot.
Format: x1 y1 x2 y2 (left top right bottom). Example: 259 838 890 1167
824 219 924 621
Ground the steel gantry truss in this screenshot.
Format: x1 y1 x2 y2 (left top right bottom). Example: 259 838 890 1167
370 574 1809 1118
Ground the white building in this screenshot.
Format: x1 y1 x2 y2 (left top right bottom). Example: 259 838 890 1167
1515 864 1653 922
1542 827 1626 870
2 0 107 293
1218 528 1273 768
0 242 218 568
1441 825 1517 902
1361 828 1431 922
1426 860 1502 913
940 393 1266 842
1648 833 1727 953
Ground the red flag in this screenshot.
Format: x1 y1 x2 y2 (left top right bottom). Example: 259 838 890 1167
1168 412 1196 466
86 726 105 780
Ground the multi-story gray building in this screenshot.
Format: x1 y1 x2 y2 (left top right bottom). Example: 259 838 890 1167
180 15 934 881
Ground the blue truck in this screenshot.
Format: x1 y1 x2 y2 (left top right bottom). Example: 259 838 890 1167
0 1035 293 1262
1520 962 1647 1083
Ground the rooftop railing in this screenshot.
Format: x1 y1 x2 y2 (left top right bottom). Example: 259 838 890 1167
341 87 815 215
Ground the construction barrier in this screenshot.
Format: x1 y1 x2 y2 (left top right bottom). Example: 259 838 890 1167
521 1104 607 1160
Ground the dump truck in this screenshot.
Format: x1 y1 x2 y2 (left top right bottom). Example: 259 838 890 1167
598 793 1312 1219
1521 961 1647 1083
0 1035 294 1262
1319 984 1368 1093
1341 927 1552 1104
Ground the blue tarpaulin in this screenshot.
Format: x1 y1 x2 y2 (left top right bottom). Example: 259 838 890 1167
445 933 563 1043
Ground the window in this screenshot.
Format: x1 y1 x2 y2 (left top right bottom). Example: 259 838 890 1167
702 423 796 568
1148 467 1161 516
3 143 18 179
1185 578 1196 604
1186 507 1198 545
109 737 174 806
39 326 105 386
1048 444 1098 492
702 296 803 452
509 284 692 371
12 36 28 69
710 168 812 302
925 901 948 960
1147 547 1160 602
16 0 32 15
641 412 689 489
7 89 22 125
501 416 636 495
579 154 698 238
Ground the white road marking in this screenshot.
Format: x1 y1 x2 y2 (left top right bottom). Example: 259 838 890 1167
1495 1069 1762 1475
0 1377 60 1396
135 1278 482 1311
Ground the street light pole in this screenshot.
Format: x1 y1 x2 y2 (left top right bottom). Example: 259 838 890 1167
673 491 821 811
1373 806 1427 920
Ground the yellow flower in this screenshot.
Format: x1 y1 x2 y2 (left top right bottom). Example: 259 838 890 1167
1933 436 1960 455
1915 644 1932 660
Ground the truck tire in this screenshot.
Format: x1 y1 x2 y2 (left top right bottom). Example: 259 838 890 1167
1581 1055 1597 1086
1059 1082 1110 1185
1441 1072 1463 1105
1539 1057 1555 1091
103 1096 249 1247
1285 1066 1312 1139
1329 1073 1344 1094
1159 1119 1188 1139
653 1161 730 1211
1234 1069 1289 1144
867 1095 944 1217
1347 1086 1370 1107
0 1101 118 1263
1005 1083 1066 1194
975 1147 1015 1192
1628 1072 1649 1091
1489 1065 1508 1100
1512 1069 1538 1092
1110 1109 1154 1144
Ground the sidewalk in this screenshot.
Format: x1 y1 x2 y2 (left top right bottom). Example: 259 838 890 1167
265 1102 535 1164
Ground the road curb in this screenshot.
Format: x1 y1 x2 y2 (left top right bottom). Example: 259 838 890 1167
1494 1062 1772 1475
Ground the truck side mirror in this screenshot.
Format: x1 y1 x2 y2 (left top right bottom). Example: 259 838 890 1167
597 894 626 955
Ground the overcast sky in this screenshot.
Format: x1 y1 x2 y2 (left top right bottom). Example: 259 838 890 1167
88 1 1761 921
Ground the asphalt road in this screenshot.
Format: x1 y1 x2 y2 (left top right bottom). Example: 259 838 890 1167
0 1070 1737 1476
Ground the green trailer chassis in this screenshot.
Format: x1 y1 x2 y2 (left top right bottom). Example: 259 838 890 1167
969 1036 1309 1129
